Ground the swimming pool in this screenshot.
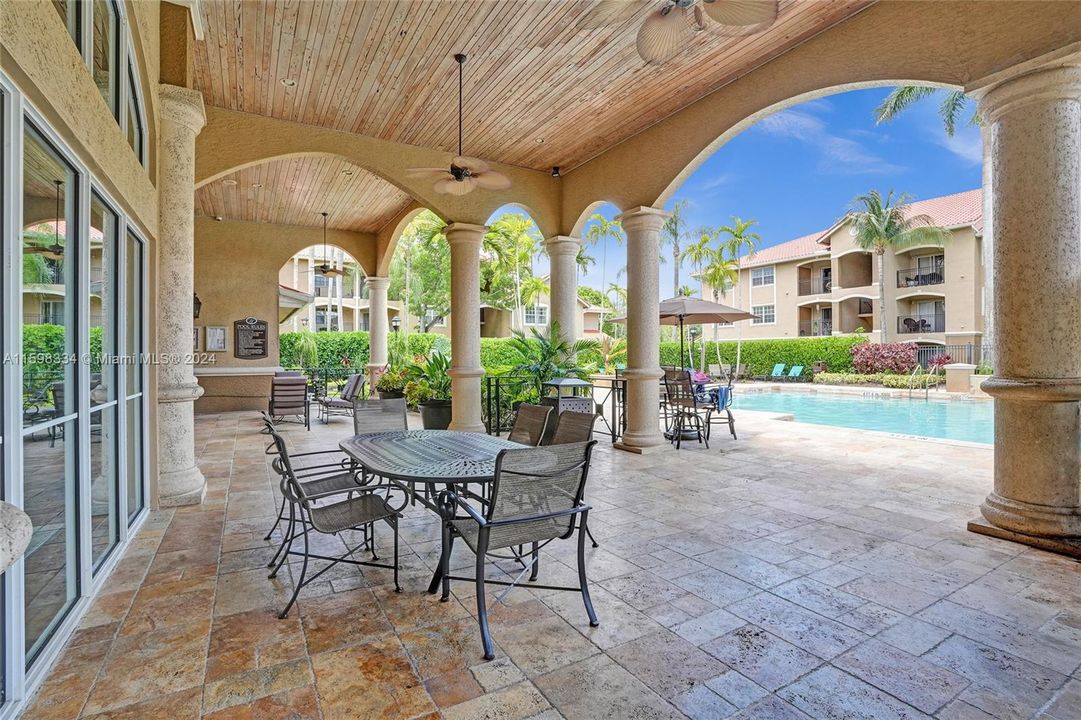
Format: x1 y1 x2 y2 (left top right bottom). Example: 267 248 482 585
732 389 993 445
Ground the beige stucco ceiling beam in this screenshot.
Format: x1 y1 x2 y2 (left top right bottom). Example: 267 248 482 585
195 107 561 237
559 0 1081 234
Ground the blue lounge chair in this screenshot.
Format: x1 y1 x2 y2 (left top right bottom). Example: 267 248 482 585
766 363 785 380
785 365 804 382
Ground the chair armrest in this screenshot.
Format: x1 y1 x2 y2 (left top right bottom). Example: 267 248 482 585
487 503 591 528
446 490 488 525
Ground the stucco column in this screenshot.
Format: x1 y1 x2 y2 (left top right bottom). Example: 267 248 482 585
545 235 581 341
366 276 390 388
974 66 1081 544
615 207 668 453
156 84 207 507
446 223 486 433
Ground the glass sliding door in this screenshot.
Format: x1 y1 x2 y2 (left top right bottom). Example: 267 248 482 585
123 231 145 522
89 194 120 570
20 124 81 664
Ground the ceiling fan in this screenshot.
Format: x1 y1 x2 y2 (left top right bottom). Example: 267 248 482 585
314 212 341 277
25 180 66 258
633 0 779 65
407 53 511 196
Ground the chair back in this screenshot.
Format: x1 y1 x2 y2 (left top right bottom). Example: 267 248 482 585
487 441 596 539
770 363 785 377
547 410 598 445
353 397 408 436
708 363 721 378
271 377 308 410
264 430 304 500
508 404 552 447
788 365 804 378
338 374 364 402
663 369 697 410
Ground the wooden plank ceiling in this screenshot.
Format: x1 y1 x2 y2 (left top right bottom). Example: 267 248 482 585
192 0 868 229
194 157 412 233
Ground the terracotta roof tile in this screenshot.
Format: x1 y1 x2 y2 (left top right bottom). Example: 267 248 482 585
740 189 982 268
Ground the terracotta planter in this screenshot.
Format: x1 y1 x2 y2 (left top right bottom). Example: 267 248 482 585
419 399 452 429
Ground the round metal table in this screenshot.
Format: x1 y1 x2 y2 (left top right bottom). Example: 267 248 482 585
339 430 525 593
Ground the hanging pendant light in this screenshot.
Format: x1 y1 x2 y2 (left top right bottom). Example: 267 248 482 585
315 212 341 278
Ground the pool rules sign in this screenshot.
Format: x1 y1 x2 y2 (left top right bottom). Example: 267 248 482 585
233 317 268 359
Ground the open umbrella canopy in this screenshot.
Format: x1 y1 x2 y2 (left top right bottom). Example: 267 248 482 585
609 296 757 325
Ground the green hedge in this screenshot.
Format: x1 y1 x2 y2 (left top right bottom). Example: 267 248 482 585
813 371 942 388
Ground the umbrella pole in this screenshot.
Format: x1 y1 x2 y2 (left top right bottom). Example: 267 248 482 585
679 317 685 370
735 322 744 381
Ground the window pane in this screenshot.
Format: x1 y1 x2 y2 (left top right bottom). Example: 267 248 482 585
23 419 79 663
51 0 80 48
125 65 144 163
124 231 142 393
125 396 144 521
23 125 78 428
90 406 119 569
91 194 118 405
92 0 119 117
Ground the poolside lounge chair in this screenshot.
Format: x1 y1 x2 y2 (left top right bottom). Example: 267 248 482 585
756 363 785 381
318 373 364 423
783 365 804 382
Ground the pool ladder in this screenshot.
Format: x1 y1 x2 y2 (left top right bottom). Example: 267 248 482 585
907 366 932 399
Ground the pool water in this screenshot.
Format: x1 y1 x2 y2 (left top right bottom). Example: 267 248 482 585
732 390 993 445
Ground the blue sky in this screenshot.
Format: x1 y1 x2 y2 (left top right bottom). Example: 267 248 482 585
493 86 983 299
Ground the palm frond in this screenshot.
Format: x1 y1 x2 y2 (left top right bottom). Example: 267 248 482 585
939 90 968 137
874 85 936 124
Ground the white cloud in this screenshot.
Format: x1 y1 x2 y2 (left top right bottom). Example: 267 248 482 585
935 124 982 165
755 107 904 175
698 173 733 191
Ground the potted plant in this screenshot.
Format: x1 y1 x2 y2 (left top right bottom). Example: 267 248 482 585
404 350 453 429
508 321 596 399
375 368 406 399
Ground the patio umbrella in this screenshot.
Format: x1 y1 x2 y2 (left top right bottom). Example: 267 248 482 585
611 296 757 373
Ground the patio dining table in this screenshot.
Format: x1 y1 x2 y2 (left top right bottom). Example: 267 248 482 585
339 429 525 594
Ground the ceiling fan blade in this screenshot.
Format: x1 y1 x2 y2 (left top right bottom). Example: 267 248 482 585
473 171 512 191
406 167 454 180
701 0 778 27
434 176 477 196
636 6 696 65
453 155 490 174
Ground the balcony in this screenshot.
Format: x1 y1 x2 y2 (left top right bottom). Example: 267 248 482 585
797 277 831 296
897 263 944 288
898 313 945 334
798 320 832 337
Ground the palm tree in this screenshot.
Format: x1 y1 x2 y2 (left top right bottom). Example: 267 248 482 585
874 85 977 137
717 216 760 265
520 274 549 308
676 284 696 298
585 215 624 331
700 252 740 369
849 190 952 342
683 228 718 297
606 283 627 337
575 246 596 279
662 199 692 296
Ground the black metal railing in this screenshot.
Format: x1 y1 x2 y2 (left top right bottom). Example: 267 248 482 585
916 344 994 369
482 374 536 435
797 277 831 295
798 320 832 337
897 313 945 333
897 263 944 288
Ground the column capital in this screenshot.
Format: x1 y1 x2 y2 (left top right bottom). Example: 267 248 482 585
159 84 207 134
366 276 390 291
617 206 669 232
445 222 488 246
544 235 582 257
977 65 1081 124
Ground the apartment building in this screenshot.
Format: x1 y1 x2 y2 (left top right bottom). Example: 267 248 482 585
702 189 985 351
278 250 604 339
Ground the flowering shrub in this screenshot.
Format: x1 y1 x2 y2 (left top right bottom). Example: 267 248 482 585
926 354 953 372
851 342 918 374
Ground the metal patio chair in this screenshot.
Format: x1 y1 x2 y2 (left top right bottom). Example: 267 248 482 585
265 427 401 618
507 403 552 447
663 368 709 450
260 412 366 568
441 440 599 659
269 375 310 430
319 373 364 423
545 410 601 547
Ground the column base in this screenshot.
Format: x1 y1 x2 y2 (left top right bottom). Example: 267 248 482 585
613 438 670 455
967 516 1081 559
448 421 487 434
158 465 208 508
978 491 1081 538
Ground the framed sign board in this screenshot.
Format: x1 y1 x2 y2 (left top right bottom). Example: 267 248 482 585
206 326 227 352
234 317 268 359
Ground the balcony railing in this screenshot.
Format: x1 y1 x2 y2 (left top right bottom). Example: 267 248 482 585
797 277 832 296
897 264 944 288
798 320 832 337
897 313 945 333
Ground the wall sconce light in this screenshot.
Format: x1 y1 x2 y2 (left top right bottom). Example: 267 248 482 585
193 292 202 319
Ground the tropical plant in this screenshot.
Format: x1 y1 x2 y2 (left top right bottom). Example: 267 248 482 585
293 330 320 368
851 341 919 374
717 216 761 263
848 190 951 341
662 199 692 296
519 274 549 308
376 368 407 393
508 320 597 396
676 284 696 298
403 350 452 403
584 214 624 329
874 86 977 137
596 334 627 372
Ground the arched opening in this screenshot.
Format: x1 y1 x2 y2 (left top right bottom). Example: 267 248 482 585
574 202 625 339
278 244 368 334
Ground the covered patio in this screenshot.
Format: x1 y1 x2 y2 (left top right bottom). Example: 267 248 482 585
26 410 1081 719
